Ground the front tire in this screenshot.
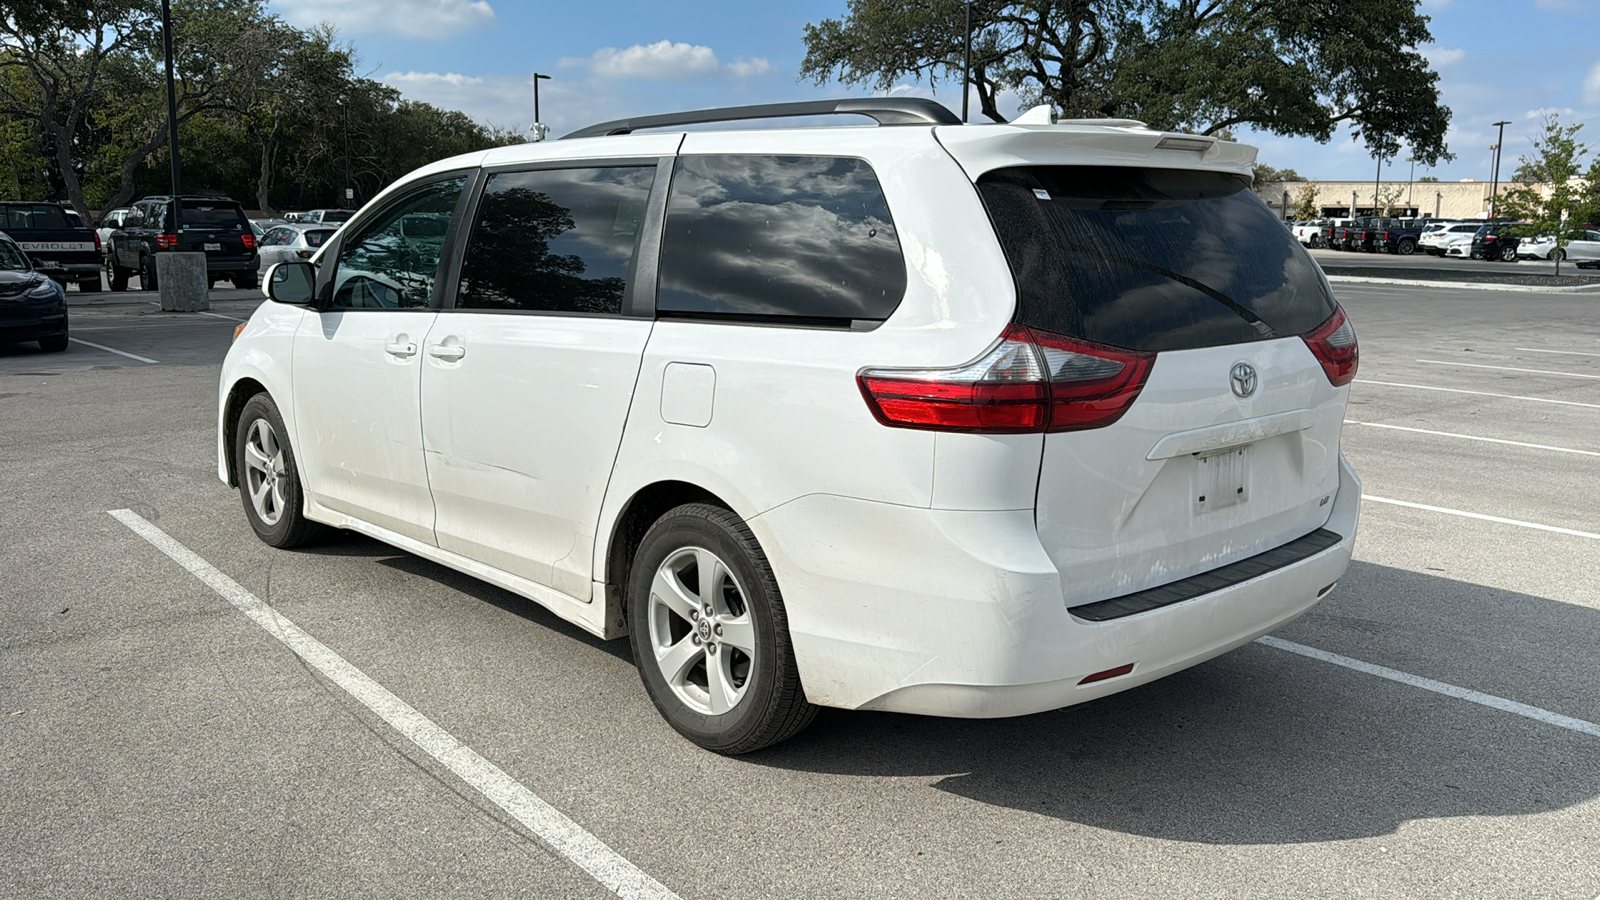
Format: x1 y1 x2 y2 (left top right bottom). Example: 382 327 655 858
628 503 816 754
234 393 329 548
38 314 68 352
1551 248 1566 261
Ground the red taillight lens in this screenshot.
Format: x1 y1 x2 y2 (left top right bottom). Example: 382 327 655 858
1302 305 1359 387
241 233 256 250
295 249 313 259
858 326 1155 434
156 233 177 249
93 231 101 252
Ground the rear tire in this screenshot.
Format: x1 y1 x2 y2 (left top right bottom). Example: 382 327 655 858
77 276 101 292
141 255 158 291
231 270 258 290
1551 248 1566 261
234 393 329 549
1500 245 1517 262
627 503 816 754
1397 239 1415 255
107 252 129 292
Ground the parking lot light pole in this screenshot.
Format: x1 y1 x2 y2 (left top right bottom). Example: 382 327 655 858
1490 120 1511 219
161 0 180 213
1406 155 1416 211
532 73 552 141
961 2 971 123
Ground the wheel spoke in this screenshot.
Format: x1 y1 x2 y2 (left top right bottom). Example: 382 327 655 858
269 480 287 517
243 442 271 474
656 634 704 685
258 424 279 460
718 616 756 654
705 650 734 715
694 548 726 613
650 566 700 623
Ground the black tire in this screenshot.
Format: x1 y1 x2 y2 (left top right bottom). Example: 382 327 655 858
1500 245 1517 262
77 276 101 292
627 503 816 754
1397 238 1415 255
1309 235 1323 249
38 314 68 353
107 252 129 292
231 269 258 290
141 254 158 291
234 393 329 549
1551 248 1566 261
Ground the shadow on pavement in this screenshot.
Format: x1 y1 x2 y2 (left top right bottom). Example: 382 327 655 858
744 561 1600 844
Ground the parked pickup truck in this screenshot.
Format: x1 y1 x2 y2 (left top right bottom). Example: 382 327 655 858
0 201 101 292
1339 216 1405 252
1292 219 1330 248
1373 222 1424 255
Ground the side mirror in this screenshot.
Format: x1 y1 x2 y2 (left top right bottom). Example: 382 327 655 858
266 261 316 305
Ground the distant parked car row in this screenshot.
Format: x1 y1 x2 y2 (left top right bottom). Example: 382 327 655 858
1289 215 1600 266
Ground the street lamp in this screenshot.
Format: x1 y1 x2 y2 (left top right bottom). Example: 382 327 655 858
161 0 180 219
1373 152 1384 216
1351 190 1359 217
1489 120 1511 219
532 72 552 140
1405 155 1416 213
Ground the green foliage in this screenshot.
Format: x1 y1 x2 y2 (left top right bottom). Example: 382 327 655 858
1494 114 1600 272
1253 163 1305 184
1417 175 1439 183
1292 183 1318 219
800 0 1451 162
0 1 523 215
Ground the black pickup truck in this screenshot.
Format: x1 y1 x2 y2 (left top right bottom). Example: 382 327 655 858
106 195 259 291
0 202 101 291
1373 222 1424 255
1339 216 1405 252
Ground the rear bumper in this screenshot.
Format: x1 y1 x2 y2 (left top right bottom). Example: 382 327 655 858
753 455 1361 718
36 261 100 279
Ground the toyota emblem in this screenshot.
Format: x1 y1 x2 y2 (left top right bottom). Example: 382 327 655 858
1230 362 1258 398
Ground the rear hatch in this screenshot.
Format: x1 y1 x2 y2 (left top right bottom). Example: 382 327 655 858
169 201 255 264
0 204 98 274
973 164 1351 607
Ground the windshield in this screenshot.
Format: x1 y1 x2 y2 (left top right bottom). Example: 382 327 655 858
0 240 28 270
977 165 1335 352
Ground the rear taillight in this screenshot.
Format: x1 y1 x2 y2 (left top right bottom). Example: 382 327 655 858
241 233 256 250
92 231 101 251
156 233 177 249
295 249 313 259
1302 305 1359 387
858 326 1155 434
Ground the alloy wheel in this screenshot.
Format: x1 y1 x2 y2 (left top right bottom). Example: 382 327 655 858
647 546 756 715
243 418 287 526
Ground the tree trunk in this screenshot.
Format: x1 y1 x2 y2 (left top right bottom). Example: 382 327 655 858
51 123 90 221
255 126 278 215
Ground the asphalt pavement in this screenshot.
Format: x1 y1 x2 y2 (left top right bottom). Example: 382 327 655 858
3 280 1598 899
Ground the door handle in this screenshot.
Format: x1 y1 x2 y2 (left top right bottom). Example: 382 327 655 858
384 341 417 358
427 344 466 361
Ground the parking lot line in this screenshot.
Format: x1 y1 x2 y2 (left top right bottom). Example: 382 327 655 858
1345 420 1600 457
1364 495 1600 541
1257 637 1600 739
197 311 247 323
1416 359 1600 380
1516 347 1600 358
106 509 681 900
67 338 157 364
1355 379 1600 410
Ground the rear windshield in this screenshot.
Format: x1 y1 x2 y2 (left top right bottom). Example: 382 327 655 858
320 210 354 223
304 229 335 247
2 204 71 230
176 201 247 230
977 166 1335 352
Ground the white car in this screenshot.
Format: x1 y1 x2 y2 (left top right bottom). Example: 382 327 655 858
255 223 337 268
1421 222 1480 255
1516 234 1557 260
1443 233 1479 258
95 208 132 255
1292 220 1329 247
221 99 1361 753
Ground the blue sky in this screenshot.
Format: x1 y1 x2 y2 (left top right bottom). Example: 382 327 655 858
266 0 1599 183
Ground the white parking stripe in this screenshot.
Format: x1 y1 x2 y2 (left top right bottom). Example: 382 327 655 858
197 311 247 323
68 337 157 364
1355 379 1600 409
1416 359 1600 380
1364 496 1600 541
1345 420 1600 457
1516 347 1600 358
1257 637 1600 739
107 509 681 900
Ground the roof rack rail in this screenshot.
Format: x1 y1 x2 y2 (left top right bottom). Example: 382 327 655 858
562 98 962 139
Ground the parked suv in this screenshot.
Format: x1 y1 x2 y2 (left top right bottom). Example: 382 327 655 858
220 99 1361 753
106 195 259 291
1471 221 1523 262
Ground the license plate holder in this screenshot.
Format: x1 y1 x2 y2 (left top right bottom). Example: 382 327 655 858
203 242 222 251
1194 445 1250 513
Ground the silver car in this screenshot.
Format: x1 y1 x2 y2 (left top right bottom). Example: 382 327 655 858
255 223 338 268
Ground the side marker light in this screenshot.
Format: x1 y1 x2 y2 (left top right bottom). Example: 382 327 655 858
1079 663 1136 685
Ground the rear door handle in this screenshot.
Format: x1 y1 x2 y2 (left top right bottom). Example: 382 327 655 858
384 341 417 358
427 344 465 361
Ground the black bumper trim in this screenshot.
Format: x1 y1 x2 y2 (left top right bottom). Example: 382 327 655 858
1068 528 1344 622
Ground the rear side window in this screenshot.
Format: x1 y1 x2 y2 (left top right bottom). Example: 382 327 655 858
978 166 1335 352
3 204 70 230
657 155 906 324
456 165 655 315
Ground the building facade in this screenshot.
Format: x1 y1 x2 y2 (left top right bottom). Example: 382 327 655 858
1255 179 1577 220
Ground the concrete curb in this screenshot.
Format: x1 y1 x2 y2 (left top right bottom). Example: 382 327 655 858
1325 275 1600 294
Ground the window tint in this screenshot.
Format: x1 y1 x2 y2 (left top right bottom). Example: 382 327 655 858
176 201 247 230
977 166 1336 353
331 177 465 310
0 240 27 269
3 204 70 230
304 229 335 247
657 155 906 323
457 166 654 315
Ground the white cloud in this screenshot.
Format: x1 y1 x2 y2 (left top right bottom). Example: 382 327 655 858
383 71 483 88
564 41 775 81
274 0 494 39
1423 46 1465 68
1585 61 1600 103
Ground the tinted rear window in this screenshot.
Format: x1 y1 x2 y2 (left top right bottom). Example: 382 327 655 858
657 155 906 324
304 229 335 247
2 205 71 230
177 202 247 230
322 210 354 223
978 166 1335 352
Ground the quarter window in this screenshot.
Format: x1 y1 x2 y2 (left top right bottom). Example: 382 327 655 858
657 155 906 323
456 166 655 315
330 177 465 310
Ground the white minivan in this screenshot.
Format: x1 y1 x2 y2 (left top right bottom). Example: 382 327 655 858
219 98 1361 753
